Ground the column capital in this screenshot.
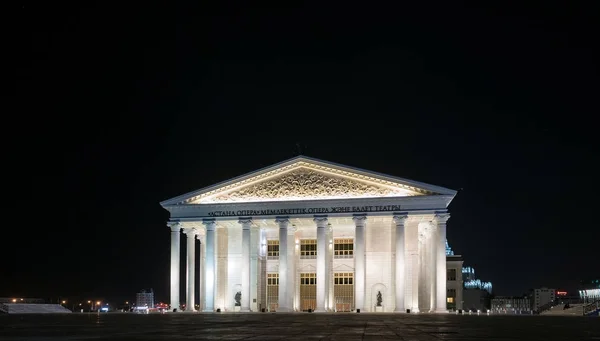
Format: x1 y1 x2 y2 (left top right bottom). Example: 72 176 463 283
167 221 183 232
202 219 217 231
352 215 367 226
275 216 290 227
433 212 450 224
238 217 253 229
313 215 328 227
183 227 198 236
392 213 409 225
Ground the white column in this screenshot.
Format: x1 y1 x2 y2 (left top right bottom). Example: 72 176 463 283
393 214 408 312
250 226 259 312
276 217 290 311
287 225 297 311
410 223 420 313
239 218 252 312
168 222 182 312
429 222 437 312
314 216 328 312
184 227 197 312
435 213 450 313
198 234 206 312
352 215 366 312
203 220 216 312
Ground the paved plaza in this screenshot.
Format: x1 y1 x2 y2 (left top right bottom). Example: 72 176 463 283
1 313 599 340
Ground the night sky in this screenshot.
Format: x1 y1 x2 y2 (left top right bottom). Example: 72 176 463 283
11 2 598 304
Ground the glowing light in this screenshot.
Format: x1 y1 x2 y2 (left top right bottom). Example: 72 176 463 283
11 299 16 303
445 240 454 256
465 279 493 294
462 267 475 274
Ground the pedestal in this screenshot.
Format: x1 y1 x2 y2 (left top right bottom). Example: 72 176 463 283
375 306 384 312
234 306 241 312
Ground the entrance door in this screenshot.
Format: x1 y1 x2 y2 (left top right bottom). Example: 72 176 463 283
266 273 279 312
300 273 316 311
334 272 354 312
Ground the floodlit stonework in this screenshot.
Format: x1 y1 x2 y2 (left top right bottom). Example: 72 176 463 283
161 156 457 313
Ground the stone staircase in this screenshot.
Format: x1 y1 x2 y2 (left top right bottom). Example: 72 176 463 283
0 303 72 314
541 304 584 316
583 300 600 317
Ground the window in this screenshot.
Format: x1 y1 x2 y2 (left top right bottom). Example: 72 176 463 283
300 272 317 285
300 239 317 259
334 272 354 285
267 273 279 286
334 273 354 312
266 273 279 311
334 238 353 258
447 268 456 281
447 297 454 303
267 240 279 259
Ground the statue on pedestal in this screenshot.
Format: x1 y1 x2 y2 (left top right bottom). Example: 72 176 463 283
234 291 241 307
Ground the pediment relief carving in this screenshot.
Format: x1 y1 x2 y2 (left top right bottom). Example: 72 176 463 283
194 167 418 204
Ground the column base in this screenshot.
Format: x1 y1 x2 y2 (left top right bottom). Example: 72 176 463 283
394 308 406 313
435 309 449 313
202 309 214 313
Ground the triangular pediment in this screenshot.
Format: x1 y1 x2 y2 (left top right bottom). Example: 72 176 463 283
333 264 355 271
161 156 456 206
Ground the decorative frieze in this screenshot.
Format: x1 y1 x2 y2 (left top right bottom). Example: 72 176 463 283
188 162 430 204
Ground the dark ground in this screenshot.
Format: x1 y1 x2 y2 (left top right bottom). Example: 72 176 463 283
1 313 599 340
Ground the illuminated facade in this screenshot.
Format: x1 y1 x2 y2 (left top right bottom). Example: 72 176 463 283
446 254 463 311
161 156 457 313
135 289 155 308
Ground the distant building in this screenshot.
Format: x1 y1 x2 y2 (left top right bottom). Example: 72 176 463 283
444 241 494 312
136 289 154 308
463 289 491 312
446 254 463 311
491 296 532 314
579 278 600 304
533 288 555 312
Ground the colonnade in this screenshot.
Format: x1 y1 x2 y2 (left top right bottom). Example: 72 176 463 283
167 213 449 312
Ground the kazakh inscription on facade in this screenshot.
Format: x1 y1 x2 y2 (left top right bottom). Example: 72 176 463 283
207 204 403 217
